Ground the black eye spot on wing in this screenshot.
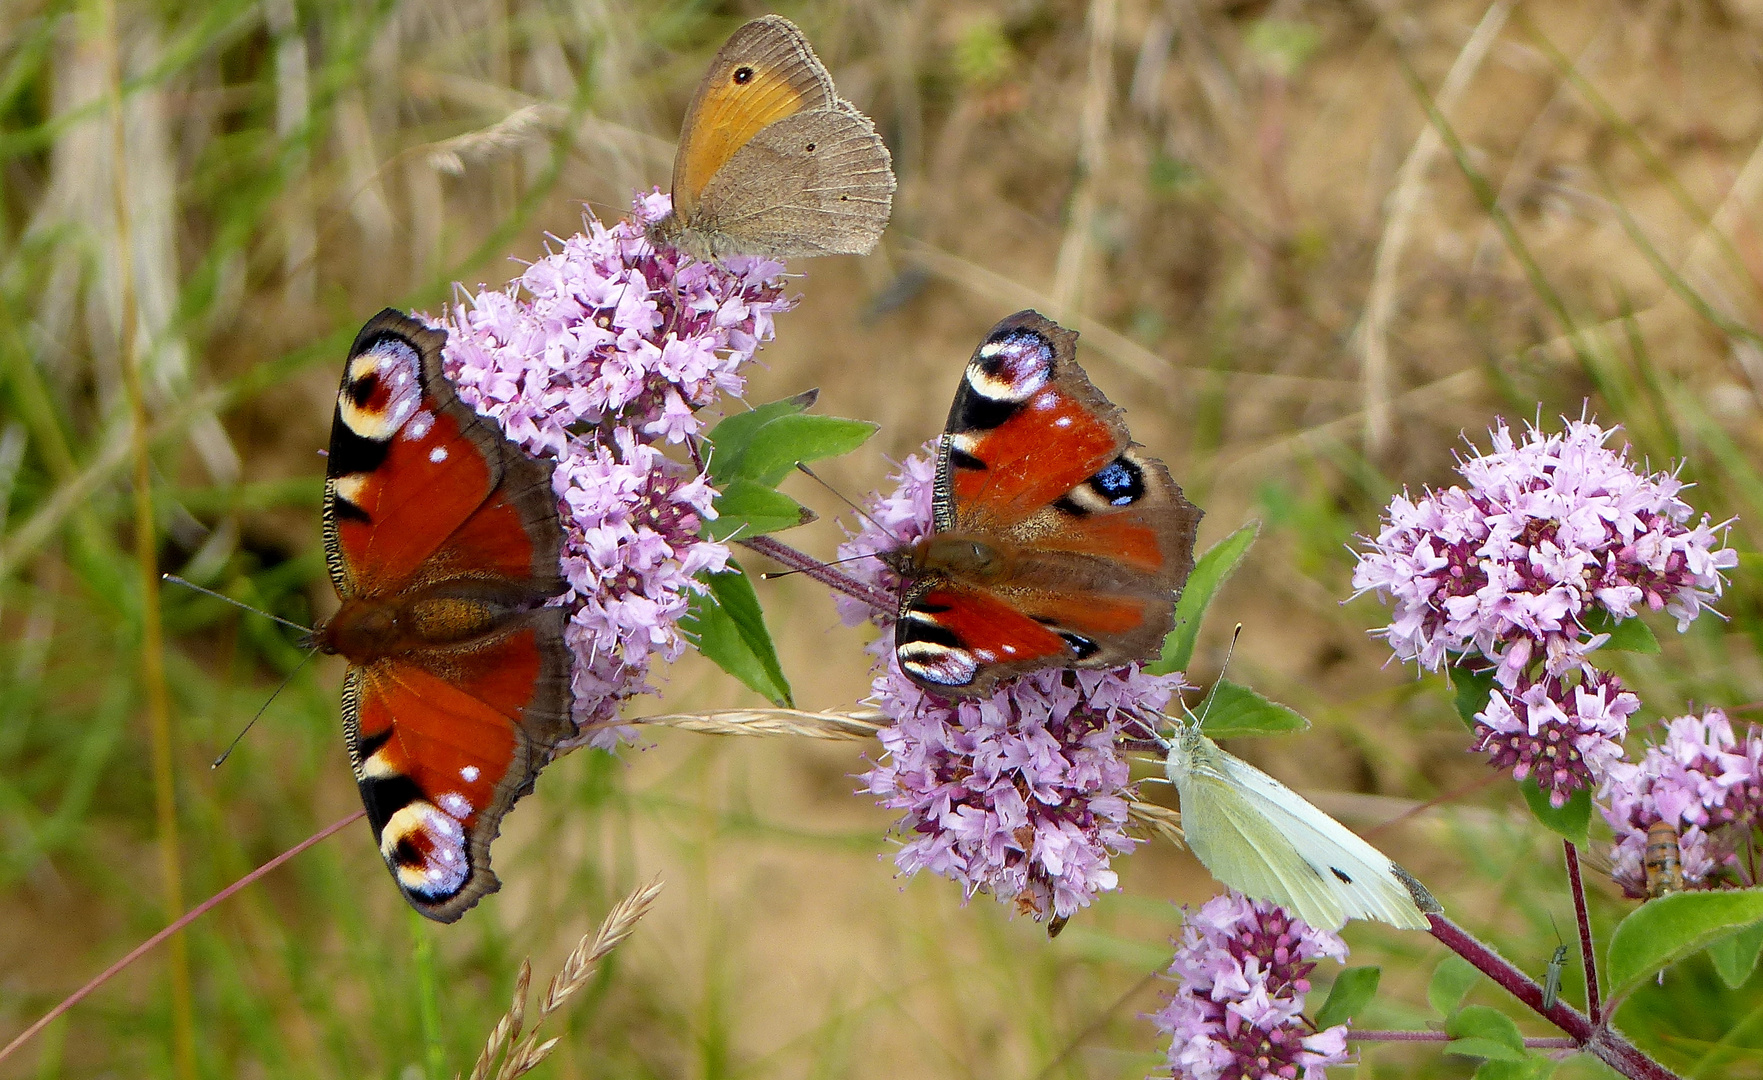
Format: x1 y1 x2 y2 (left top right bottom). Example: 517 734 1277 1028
1058 631 1100 660
1089 457 1144 506
733 66 754 84
976 328 1055 383
1331 867 1354 884
348 371 380 408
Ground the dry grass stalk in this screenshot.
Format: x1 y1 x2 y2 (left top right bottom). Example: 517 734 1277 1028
427 104 559 175
635 707 887 740
1128 799 1185 848
462 876 665 1080
1358 0 1512 454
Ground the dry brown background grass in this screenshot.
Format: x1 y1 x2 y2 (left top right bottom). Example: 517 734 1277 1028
7 0 1763 1075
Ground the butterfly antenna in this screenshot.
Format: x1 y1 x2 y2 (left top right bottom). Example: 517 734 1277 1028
162 574 312 635
1191 623 1244 729
212 646 319 768
760 551 883 580
794 462 902 542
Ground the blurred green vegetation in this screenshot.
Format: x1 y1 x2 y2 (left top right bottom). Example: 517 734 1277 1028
4 0 1763 1077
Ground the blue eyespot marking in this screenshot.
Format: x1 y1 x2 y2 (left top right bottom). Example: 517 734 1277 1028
1091 459 1142 505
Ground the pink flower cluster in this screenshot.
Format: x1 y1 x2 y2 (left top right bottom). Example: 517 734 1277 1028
1600 709 1763 896
840 452 1184 922
1150 892 1352 1080
1352 418 1735 689
441 193 793 745
1473 670 1638 807
863 662 1182 923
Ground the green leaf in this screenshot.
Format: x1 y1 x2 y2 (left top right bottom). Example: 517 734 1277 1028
1312 966 1380 1029
1709 920 1763 988
707 478 816 541
1582 608 1660 654
1428 955 1480 1017
1445 1005 1526 1061
1517 778 1591 848
680 561 793 707
1147 521 1259 675
1451 665 1497 732
704 390 818 485
710 407 876 488
1474 1057 1557 1080
1197 679 1308 739
1607 890 1763 1001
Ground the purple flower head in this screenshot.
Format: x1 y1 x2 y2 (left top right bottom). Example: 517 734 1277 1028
1599 709 1763 896
842 448 1185 922
1352 418 1736 688
1473 669 1638 807
441 193 793 746
1150 892 1352 1080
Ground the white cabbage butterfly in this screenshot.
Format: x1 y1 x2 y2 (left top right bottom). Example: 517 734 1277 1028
1162 720 1441 931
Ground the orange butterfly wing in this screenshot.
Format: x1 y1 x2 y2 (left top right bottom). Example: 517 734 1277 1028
892 312 1202 695
670 15 834 220
319 310 572 921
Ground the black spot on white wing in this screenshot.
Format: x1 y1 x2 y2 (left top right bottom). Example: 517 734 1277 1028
1331 867 1354 884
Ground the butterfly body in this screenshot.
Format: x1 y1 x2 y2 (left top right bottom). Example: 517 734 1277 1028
882 311 1202 696
648 15 895 262
317 309 573 923
1165 722 1438 931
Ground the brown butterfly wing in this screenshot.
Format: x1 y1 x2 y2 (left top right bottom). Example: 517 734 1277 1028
321 309 573 921
688 106 895 259
670 15 836 222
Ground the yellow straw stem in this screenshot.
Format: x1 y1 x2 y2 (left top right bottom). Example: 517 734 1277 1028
100 0 197 1073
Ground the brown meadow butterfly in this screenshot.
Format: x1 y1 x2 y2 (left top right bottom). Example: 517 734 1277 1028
647 15 895 262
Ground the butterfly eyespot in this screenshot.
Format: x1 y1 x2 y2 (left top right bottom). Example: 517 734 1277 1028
1057 632 1100 660
804 142 816 152
732 66 754 84
348 372 381 408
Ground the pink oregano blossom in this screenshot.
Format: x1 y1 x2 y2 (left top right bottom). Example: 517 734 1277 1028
440 192 793 746
838 451 1186 924
1150 892 1352 1080
1473 670 1638 807
1600 709 1763 896
1352 418 1735 689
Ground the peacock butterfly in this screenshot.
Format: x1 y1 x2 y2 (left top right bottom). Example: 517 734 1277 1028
880 310 1203 696
313 309 574 922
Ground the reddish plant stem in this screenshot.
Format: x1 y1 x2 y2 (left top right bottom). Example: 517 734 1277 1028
736 535 894 613
1427 915 1680 1080
0 810 366 1068
1348 1031 1575 1049
1564 840 1602 1024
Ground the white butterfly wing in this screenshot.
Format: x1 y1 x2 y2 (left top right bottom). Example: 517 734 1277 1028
1167 727 1439 931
